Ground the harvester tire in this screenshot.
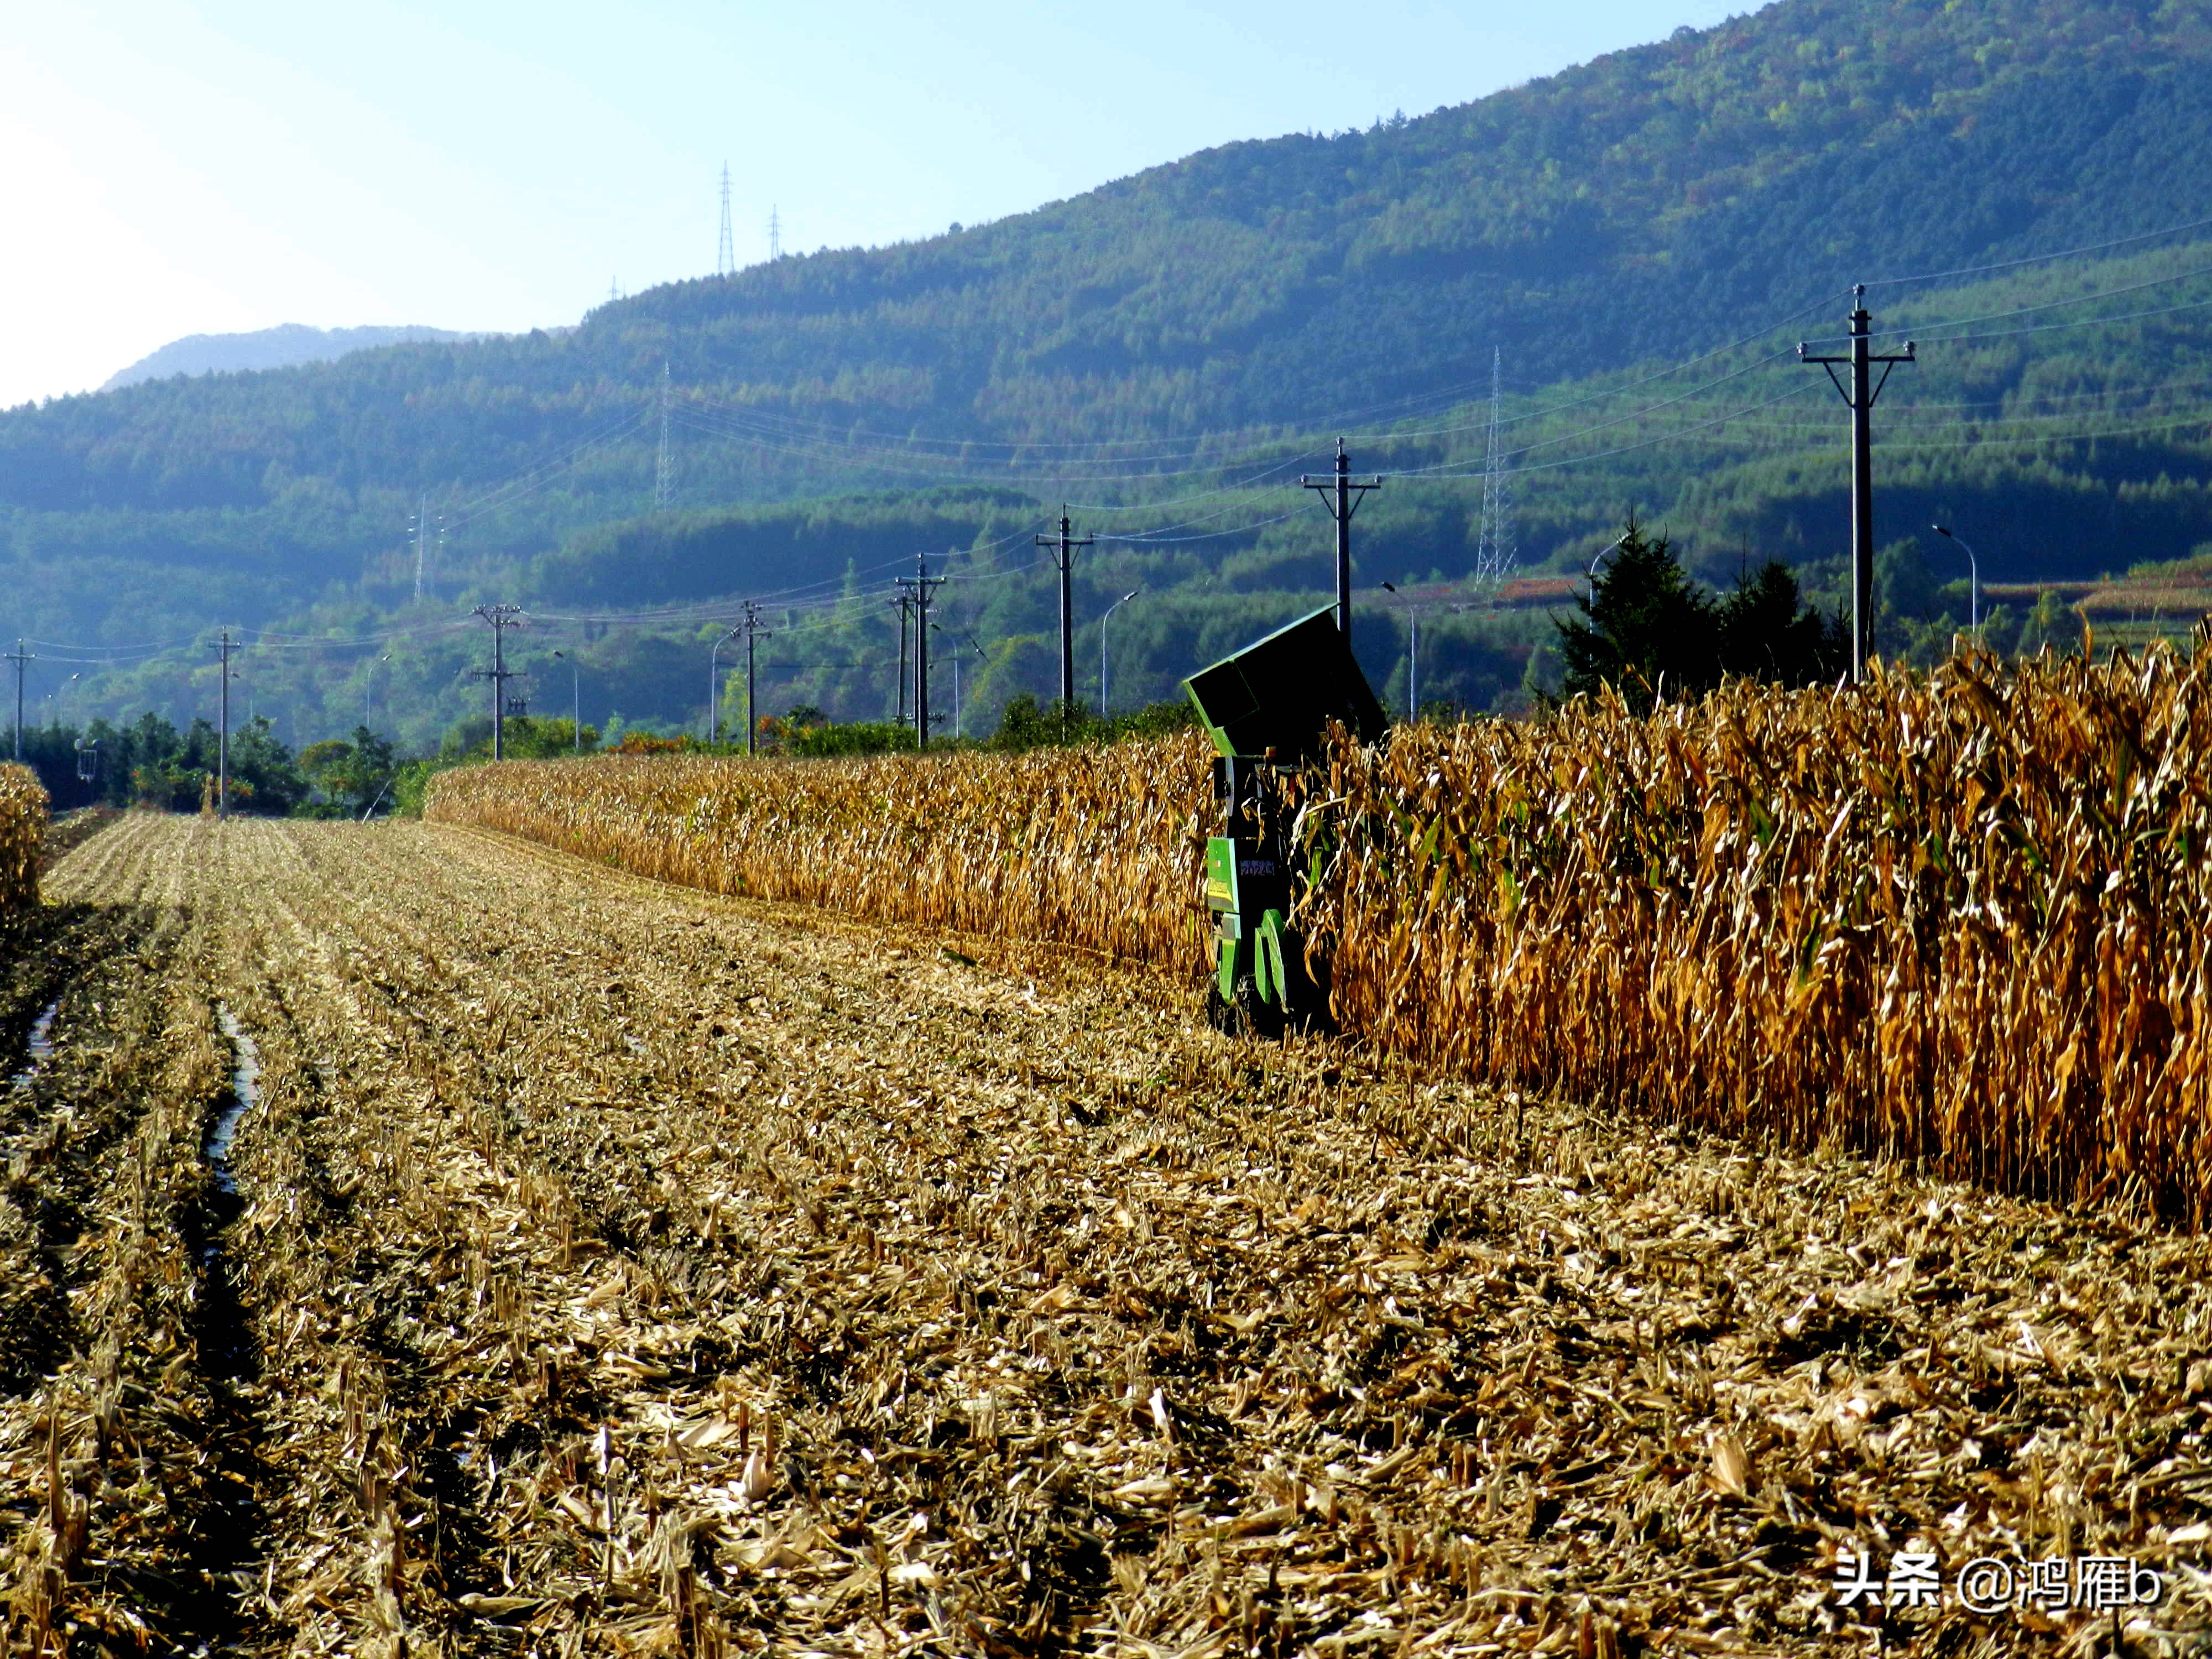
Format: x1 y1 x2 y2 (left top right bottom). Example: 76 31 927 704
1204 982 1240 1036
1233 973 1284 1041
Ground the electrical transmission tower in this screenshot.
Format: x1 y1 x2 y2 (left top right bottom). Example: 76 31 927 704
895 556 946 749
6 640 32 764
1801 285 1915 681
717 163 735 276
1475 349 1517 589
1036 509 1094 719
408 492 444 603
654 362 675 511
1302 440 1381 636
472 605 524 761
768 206 782 262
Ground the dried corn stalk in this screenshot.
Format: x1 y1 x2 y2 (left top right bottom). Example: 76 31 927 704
1300 645 2212 1219
426 737 1214 969
0 764 46 911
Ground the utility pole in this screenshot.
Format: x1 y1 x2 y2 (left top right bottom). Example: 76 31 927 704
1802 286 1915 681
472 604 523 761
717 163 735 276
1036 509 1094 716
655 361 675 512
4 640 30 764
214 630 236 818
889 592 914 724
768 206 782 262
1302 439 1382 636
896 556 945 749
740 599 770 756
1408 607 1419 717
553 651 581 750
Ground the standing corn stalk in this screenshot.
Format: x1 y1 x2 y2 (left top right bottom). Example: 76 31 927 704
0 763 48 911
1297 644 2212 1220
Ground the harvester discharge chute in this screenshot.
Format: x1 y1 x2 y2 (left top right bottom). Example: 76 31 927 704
1182 606 1387 1038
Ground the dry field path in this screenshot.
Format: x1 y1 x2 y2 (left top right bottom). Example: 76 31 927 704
5 813 2212 1658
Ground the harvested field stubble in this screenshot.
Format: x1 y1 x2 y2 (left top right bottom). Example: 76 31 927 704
425 738 1213 968
7 815 2211 1656
1302 646 2212 1219
0 764 45 911
1 821 259 1655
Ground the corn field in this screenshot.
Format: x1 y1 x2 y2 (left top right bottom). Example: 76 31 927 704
425 739 1214 967
1301 644 2212 1220
430 645 2212 1220
0 764 46 910
11 804 2212 1653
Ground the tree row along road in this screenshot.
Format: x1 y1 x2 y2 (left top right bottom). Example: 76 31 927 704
3 814 2209 1656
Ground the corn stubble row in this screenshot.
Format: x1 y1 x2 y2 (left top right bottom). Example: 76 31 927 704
0 764 45 911
432 646 2212 1218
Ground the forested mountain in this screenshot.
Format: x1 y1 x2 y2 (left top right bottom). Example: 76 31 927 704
98 324 473 392
7 0 2212 748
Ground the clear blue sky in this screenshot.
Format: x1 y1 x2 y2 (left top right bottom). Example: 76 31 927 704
1 0 1751 410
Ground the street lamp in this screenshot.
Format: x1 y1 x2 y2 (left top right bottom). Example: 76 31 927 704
708 627 742 745
552 651 581 750
1931 524 1980 632
1587 530 1632 582
1099 589 1140 716
929 627 989 740
364 653 389 731
1380 585 1423 719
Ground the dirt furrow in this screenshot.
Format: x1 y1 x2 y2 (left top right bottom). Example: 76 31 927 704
1 815 278 1656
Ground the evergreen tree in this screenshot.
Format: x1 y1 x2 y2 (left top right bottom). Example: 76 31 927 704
1556 518 1716 713
1716 559 1850 687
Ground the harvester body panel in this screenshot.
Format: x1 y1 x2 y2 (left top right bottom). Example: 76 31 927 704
1182 604 1384 1036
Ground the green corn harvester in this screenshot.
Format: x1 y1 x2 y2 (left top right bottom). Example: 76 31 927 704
1182 606 1386 1037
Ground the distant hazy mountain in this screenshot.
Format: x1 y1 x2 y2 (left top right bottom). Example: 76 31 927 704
100 324 473 390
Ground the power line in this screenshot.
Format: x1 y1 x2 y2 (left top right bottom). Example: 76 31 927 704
1816 258 2212 347
1866 212 2212 290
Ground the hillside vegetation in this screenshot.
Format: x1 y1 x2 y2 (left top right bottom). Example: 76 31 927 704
6 0 2212 743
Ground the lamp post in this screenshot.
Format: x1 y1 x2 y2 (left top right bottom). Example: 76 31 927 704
364 652 389 731
1587 531 1631 583
708 627 741 745
1099 589 1140 716
552 651 581 750
1931 524 1980 632
1379 583 1426 720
